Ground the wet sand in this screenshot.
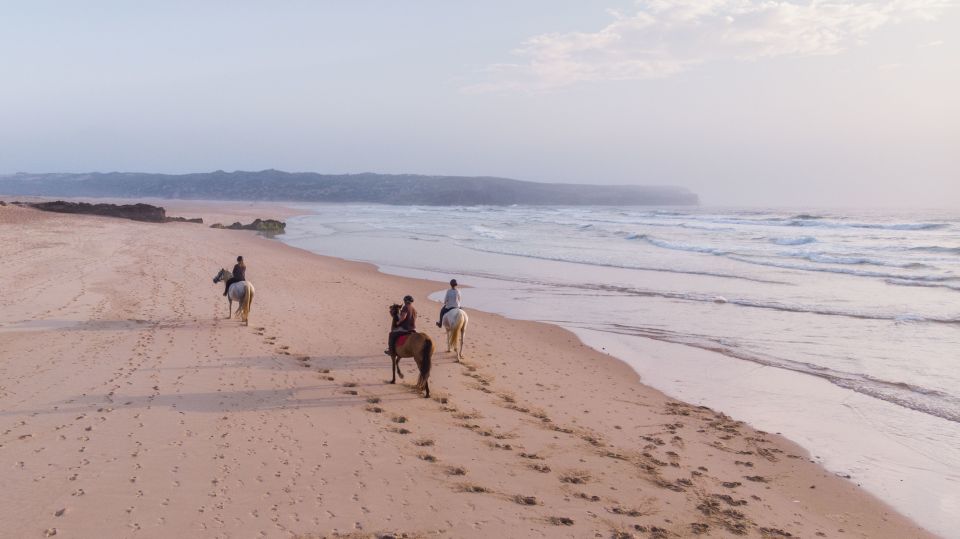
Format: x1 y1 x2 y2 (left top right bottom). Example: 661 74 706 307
0 201 937 538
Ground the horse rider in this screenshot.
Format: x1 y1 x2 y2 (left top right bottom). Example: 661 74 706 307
385 295 417 356
436 279 460 327
223 255 246 296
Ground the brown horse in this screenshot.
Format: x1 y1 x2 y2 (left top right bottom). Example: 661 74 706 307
387 303 433 398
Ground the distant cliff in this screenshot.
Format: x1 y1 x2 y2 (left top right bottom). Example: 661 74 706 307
0 170 698 206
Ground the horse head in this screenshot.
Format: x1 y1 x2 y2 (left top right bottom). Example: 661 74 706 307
389 303 401 325
213 268 230 284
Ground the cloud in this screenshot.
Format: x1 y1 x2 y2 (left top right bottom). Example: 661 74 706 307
467 0 951 92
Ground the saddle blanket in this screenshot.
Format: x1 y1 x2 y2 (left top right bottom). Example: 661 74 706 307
396 334 410 347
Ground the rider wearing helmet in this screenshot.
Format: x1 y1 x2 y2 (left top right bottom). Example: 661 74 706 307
385 295 417 356
223 255 246 296
436 279 460 328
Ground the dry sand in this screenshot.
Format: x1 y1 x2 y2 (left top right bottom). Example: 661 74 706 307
0 201 937 538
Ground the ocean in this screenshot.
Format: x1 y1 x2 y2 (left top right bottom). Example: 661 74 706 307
279 204 960 537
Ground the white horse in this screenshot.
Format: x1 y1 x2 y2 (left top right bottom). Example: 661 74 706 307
212 268 255 325
441 308 468 361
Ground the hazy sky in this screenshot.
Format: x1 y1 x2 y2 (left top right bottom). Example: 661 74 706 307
1 1 957 206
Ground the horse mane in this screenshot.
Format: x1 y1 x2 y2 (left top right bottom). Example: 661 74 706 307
389 303 401 329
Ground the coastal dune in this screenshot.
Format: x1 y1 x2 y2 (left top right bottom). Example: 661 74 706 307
0 202 935 538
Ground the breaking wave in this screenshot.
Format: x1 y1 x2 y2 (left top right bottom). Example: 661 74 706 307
628 233 944 275
592 323 960 424
771 236 817 246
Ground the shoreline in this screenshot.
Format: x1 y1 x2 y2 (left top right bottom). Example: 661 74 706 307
0 198 937 538
277 203 959 537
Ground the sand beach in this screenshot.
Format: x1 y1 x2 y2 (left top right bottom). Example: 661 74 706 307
0 201 937 538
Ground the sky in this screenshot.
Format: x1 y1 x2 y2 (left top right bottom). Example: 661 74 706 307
1 0 958 207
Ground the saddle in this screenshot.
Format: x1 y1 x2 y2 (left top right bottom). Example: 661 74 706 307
396 333 412 347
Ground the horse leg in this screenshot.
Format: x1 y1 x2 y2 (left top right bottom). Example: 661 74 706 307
423 378 429 399
457 317 466 362
227 298 233 319
242 287 253 326
393 355 405 380
390 356 398 384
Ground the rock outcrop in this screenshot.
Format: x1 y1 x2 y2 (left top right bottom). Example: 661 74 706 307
210 219 285 233
165 216 204 224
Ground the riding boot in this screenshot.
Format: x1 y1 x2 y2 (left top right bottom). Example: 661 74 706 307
385 331 399 356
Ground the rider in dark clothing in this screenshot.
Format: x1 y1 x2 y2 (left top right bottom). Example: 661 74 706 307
223 256 246 296
386 295 417 356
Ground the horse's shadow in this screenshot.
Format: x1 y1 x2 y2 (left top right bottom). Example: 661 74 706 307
0 382 426 418
179 354 409 373
0 318 232 336
203 353 461 374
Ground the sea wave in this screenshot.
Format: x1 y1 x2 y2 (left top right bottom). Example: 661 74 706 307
910 245 960 255
470 225 506 240
678 223 737 232
791 220 948 231
780 252 934 270
626 233 729 255
460 243 788 284
592 323 960 423
885 279 960 292
496 278 960 325
728 255 955 282
672 215 949 231
771 236 817 246
629 233 941 272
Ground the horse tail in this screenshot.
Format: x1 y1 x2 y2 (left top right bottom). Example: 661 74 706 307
416 336 433 392
242 283 254 324
458 312 467 359
451 312 464 351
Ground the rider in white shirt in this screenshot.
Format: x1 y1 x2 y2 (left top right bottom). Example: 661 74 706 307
436 279 460 327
